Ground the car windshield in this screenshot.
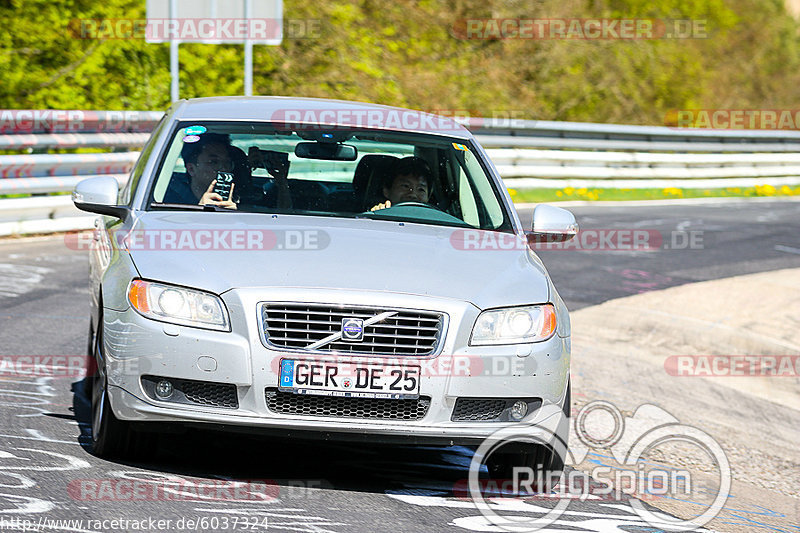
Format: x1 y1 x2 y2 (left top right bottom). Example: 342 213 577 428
147 121 512 230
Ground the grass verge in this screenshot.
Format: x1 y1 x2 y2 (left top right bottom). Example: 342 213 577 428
509 184 800 203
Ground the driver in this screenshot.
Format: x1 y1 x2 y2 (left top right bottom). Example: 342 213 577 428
370 156 432 211
164 132 237 209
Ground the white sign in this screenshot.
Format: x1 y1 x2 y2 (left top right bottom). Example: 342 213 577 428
146 0 283 45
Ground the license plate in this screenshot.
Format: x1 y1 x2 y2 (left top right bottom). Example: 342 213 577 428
279 359 420 399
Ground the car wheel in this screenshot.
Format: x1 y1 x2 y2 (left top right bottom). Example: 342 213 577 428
485 443 563 488
83 322 95 396
485 380 571 490
90 316 133 458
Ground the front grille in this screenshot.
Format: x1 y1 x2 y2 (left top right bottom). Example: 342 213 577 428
141 375 238 409
265 388 430 420
261 303 444 356
452 398 507 421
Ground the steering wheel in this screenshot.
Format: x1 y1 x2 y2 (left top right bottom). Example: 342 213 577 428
392 201 442 211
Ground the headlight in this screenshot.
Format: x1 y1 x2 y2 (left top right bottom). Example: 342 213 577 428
470 304 556 345
127 279 230 331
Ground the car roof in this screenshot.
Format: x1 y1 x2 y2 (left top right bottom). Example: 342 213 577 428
170 96 473 139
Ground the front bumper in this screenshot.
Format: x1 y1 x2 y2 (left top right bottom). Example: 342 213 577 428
102 287 570 444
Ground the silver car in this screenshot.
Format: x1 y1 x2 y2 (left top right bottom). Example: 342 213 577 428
73 96 577 476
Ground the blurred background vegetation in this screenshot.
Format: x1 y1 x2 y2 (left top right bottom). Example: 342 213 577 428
1 0 799 125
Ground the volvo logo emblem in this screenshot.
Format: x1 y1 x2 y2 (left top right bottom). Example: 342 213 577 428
341 318 365 342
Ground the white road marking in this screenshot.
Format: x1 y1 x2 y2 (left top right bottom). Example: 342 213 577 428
0 448 90 471
0 472 35 489
775 244 800 255
628 219 668 228
0 492 55 514
0 434 80 446
0 263 52 298
389 494 713 532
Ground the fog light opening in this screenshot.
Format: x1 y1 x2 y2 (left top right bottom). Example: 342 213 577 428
510 400 528 421
155 380 174 399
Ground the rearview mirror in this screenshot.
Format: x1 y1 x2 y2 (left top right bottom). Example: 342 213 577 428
294 142 357 161
529 204 578 243
72 176 130 219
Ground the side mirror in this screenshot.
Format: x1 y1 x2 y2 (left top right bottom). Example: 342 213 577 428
72 177 130 219
529 204 578 242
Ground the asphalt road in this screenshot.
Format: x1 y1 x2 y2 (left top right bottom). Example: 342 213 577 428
519 199 800 309
0 199 798 533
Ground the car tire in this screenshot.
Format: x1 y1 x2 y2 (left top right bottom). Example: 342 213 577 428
90 315 135 459
485 380 571 490
485 443 563 489
83 321 95 396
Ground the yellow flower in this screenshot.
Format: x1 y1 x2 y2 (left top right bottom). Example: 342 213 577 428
508 188 517 196
556 190 563 197
564 187 575 195
780 185 792 195
755 184 777 196
663 187 683 197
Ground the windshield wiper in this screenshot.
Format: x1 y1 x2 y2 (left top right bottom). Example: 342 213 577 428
359 211 472 228
149 202 237 212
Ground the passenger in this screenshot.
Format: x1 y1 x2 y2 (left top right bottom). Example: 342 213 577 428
369 156 432 211
164 132 237 209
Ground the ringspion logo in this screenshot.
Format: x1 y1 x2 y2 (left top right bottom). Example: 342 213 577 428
467 401 730 531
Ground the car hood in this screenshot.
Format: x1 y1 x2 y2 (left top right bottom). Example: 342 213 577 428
124 212 550 309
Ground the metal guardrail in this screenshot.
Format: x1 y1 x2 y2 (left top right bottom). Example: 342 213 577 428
0 152 139 179
0 132 151 151
1 110 799 236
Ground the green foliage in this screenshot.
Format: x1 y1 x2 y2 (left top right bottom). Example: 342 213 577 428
1 0 799 126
